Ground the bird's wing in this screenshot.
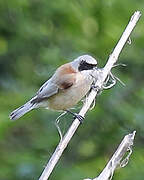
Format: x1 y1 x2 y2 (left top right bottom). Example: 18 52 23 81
31 65 76 104
37 79 59 97
31 79 59 104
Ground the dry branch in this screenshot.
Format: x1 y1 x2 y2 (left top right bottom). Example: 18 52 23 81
39 11 141 180
84 131 136 180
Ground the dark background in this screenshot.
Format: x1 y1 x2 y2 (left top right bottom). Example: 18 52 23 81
0 0 144 179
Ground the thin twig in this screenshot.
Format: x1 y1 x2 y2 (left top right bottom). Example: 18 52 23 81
39 11 141 180
84 131 136 180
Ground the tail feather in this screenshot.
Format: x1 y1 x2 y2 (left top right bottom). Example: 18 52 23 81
10 97 37 121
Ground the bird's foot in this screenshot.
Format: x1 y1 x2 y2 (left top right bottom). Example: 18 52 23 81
91 85 100 92
73 113 84 124
66 110 84 124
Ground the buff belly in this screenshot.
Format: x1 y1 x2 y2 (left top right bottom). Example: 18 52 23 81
47 76 92 110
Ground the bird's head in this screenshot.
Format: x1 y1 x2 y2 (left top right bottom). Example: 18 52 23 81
71 55 97 72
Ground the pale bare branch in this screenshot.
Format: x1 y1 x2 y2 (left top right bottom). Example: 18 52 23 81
84 131 136 180
39 11 141 180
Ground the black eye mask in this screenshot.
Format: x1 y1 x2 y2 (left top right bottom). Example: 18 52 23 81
78 60 97 71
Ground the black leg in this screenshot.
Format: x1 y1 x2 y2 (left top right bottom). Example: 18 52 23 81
91 85 100 92
66 110 84 124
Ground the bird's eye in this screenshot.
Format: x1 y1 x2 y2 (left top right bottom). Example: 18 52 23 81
78 60 97 71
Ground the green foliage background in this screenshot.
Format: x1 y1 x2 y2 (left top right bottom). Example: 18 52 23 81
0 0 144 179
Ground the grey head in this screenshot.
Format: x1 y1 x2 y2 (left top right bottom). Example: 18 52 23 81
71 55 97 72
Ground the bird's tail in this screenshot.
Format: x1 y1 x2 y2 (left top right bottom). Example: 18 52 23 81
9 97 37 121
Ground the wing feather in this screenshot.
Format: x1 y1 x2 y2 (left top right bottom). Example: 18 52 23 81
31 64 76 104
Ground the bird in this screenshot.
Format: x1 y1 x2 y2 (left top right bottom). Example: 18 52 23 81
9 55 98 122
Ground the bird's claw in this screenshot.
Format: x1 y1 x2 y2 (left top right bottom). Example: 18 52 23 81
73 113 84 124
66 110 84 124
91 85 100 92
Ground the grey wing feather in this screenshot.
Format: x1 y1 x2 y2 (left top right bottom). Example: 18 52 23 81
37 79 59 99
10 78 59 120
31 78 59 104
